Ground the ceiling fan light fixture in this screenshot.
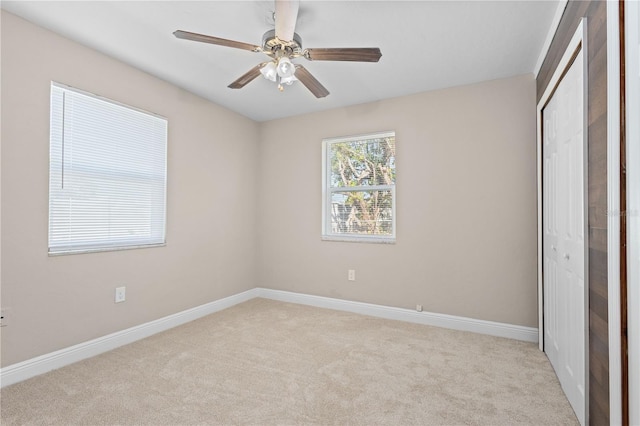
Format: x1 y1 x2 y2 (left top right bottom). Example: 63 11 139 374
173 0 380 99
276 57 295 78
260 61 278 82
280 74 297 86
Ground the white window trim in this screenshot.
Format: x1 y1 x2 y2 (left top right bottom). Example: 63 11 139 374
49 82 168 255
51 82 166 122
321 131 396 243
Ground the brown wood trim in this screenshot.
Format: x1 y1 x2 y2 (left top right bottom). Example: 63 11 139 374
541 42 584 112
619 1 629 425
537 2 610 424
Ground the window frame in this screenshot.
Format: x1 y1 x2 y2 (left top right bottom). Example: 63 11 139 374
48 82 168 255
321 131 396 244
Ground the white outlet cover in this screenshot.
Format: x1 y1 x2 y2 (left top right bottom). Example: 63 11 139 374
115 287 126 303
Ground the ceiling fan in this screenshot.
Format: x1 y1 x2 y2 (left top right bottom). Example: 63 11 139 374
173 0 382 98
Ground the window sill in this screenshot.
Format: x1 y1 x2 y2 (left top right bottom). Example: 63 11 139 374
48 242 166 256
321 235 396 244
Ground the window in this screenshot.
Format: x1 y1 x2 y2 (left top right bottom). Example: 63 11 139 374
322 131 396 243
49 83 167 254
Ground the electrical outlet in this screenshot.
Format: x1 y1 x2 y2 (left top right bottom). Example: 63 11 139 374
115 286 126 303
348 269 356 281
0 308 11 327
416 304 423 312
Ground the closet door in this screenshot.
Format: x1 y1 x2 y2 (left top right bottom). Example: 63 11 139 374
543 47 586 425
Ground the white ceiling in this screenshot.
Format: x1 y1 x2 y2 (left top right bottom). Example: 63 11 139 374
1 1 561 122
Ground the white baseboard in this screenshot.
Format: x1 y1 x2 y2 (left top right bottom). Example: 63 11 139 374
256 288 539 343
0 288 258 388
1 287 538 388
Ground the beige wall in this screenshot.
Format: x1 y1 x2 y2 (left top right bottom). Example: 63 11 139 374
257 74 538 327
1 10 538 367
0 12 259 366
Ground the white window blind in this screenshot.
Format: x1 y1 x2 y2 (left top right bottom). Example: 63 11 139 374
322 131 396 243
49 83 167 254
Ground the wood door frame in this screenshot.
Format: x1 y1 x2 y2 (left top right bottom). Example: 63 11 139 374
536 18 589 424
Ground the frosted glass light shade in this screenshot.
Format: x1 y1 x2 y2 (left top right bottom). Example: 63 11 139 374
280 75 297 86
276 57 295 78
260 62 277 82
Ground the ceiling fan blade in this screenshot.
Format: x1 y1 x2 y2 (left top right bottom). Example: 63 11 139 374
174 30 261 52
294 65 329 98
304 48 382 62
228 64 265 89
275 0 300 41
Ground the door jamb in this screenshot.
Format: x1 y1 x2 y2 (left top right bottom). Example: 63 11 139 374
624 1 640 424
624 0 639 423
606 1 624 423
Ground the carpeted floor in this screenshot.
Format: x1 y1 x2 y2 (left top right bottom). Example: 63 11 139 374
0 298 578 425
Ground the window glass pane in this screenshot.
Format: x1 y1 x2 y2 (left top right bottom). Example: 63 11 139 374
329 136 395 188
330 190 393 236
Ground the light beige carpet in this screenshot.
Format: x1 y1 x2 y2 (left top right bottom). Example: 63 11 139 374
1 298 578 425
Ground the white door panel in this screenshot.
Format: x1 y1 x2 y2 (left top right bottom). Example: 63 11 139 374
542 48 585 425
544 92 561 369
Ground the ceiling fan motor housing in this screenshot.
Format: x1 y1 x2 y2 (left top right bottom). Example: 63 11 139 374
261 29 303 58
